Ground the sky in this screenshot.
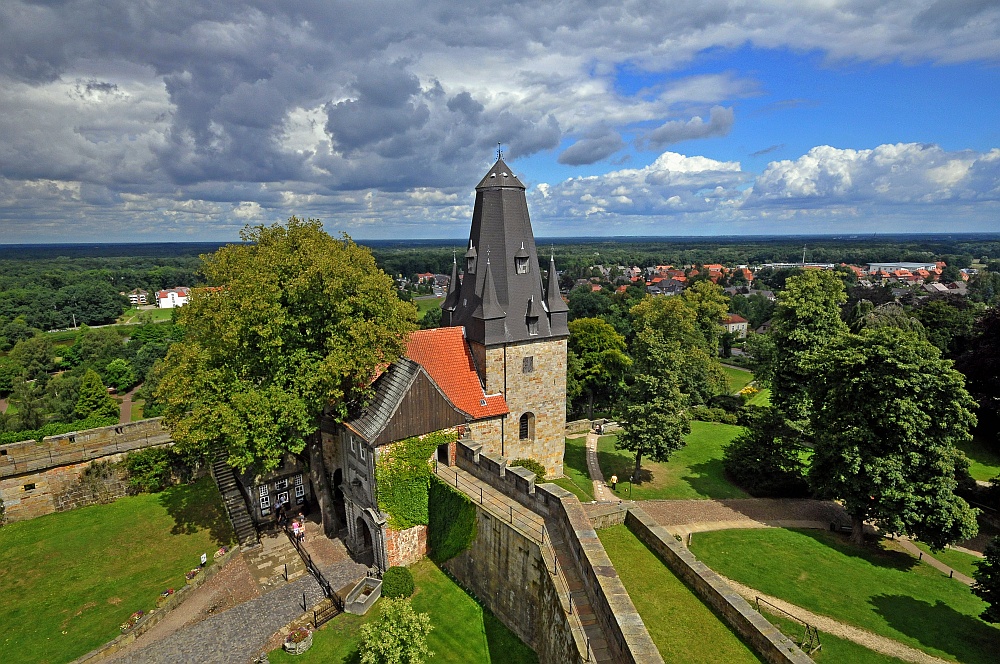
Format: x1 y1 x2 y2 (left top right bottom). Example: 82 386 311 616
1 1 999 243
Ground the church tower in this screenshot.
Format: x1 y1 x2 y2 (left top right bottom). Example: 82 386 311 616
442 155 568 476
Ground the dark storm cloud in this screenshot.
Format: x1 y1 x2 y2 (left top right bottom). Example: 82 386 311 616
558 129 625 165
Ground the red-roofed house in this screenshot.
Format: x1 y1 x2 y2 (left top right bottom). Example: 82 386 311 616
156 287 190 308
721 313 749 339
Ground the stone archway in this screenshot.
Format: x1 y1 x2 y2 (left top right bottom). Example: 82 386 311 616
355 516 374 566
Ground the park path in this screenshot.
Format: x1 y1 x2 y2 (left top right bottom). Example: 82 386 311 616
0 397 6 414
894 538 976 585
719 575 951 664
118 386 139 424
585 431 612 501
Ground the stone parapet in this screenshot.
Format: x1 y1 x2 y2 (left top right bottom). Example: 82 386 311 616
624 508 813 664
0 418 171 478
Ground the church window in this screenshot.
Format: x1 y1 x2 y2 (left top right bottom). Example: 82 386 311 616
519 412 535 440
516 256 529 274
523 356 534 373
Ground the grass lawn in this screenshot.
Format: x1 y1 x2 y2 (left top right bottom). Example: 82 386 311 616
271 558 537 663
412 296 444 316
599 524 762 663
760 610 907 664
130 399 146 421
746 387 771 407
911 541 984 579
599 422 748 500
0 476 234 664
688 528 1000 664
722 365 754 393
955 435 1000 482
551 436 594 501
118 307 174 324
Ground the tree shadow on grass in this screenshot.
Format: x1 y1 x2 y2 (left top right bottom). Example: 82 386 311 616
595 444 654 484
157 477 235 545
792 528 919 573
869 594 999 664
682 459 746 499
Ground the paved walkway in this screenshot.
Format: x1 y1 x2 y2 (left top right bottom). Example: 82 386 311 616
118 386 139 424
433 463 546 542
720 575 951 664
585 432 612 501
895 538 976 585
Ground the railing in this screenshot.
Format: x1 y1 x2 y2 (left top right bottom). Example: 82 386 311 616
754 596 822 655
0 430 171 477
283 525 343 613
313 600 340 628
433 460 545 543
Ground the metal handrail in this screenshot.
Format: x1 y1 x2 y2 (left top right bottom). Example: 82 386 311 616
433 461 545 542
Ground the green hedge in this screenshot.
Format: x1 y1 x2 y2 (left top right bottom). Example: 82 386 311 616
0 415 119 446
376 429 458 529
428 475 478 563
382 566 415 598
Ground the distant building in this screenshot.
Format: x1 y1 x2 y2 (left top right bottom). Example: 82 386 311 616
127 288 149 306
157 287 190 309
722 314 749 339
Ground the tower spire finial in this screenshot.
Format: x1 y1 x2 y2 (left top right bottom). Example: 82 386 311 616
497 142 502 161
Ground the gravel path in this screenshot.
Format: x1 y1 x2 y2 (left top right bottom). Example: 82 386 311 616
639 498 851 538
895 538 975 585
720 575 951 664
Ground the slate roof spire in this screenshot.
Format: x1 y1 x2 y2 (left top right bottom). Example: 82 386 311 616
448 154 569 345
441 252 460 325
546 254 569 316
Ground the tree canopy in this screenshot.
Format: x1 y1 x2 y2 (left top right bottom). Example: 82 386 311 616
566 317 631 419
157 217 417 473
807 327 978 548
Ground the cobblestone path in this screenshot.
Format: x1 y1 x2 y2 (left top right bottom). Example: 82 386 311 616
720 575 951 664
110 551 367 664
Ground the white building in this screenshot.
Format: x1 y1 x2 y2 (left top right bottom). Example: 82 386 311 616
157 287 190 309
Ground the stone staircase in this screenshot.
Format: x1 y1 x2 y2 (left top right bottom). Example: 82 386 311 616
210 447 259 548
546 524 613 663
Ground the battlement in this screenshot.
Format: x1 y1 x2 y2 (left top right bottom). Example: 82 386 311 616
0 418 171 479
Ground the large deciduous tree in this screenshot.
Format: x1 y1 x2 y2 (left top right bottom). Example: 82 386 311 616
566 317 631 419
954 307 1000 448
157 218 416 536
807 327 978 547
768 270 848 420
973 536 1000 623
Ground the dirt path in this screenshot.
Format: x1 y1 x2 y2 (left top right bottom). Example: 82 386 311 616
639 498 851 539
118 386 140 424
0 397 6 414
894 538 975 585
720 575 951 664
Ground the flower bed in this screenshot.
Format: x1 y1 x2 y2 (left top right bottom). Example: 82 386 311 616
283 627 313 655
119 610 144 633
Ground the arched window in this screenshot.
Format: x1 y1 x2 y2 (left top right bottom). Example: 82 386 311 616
519 412 535 441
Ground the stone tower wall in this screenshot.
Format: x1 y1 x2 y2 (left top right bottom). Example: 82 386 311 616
470 337 566 477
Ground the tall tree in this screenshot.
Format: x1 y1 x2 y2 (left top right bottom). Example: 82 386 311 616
769 270 848 420
566 317 631 419
157 218 416 536
972 536 1000 623
955 307 1000 449
807 327 978 547
616 326 691 481
74 369 119 421
8 335 56 378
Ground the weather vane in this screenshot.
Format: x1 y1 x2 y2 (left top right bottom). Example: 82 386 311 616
497 142 503 161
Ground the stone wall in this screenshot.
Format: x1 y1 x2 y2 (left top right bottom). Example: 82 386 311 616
453 439 661 664
0 418 172 523
624 508 813 664
565 419 592 435
385 524 427 567
471 337 567 478
445 507 579 664
0 418 171 478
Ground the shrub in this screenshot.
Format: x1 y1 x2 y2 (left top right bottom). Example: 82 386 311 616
358 598 433 664
381 566 415 599
124 447 175 493
0 414 118 445
707 394 743 412
688 406 738 425
508 458 546 481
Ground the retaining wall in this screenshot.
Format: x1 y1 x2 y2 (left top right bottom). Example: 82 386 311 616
454 439 661 664
624 508 813 664
0 418 172 522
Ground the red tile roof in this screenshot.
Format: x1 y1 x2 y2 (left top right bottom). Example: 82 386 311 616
405 327 508 419
724 314 748 324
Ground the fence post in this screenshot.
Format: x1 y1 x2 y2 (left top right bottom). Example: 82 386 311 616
480 487 483 504
509 505 513 523
454 471 459 488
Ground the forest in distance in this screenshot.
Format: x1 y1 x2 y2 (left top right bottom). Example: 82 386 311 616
0 233 999 337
